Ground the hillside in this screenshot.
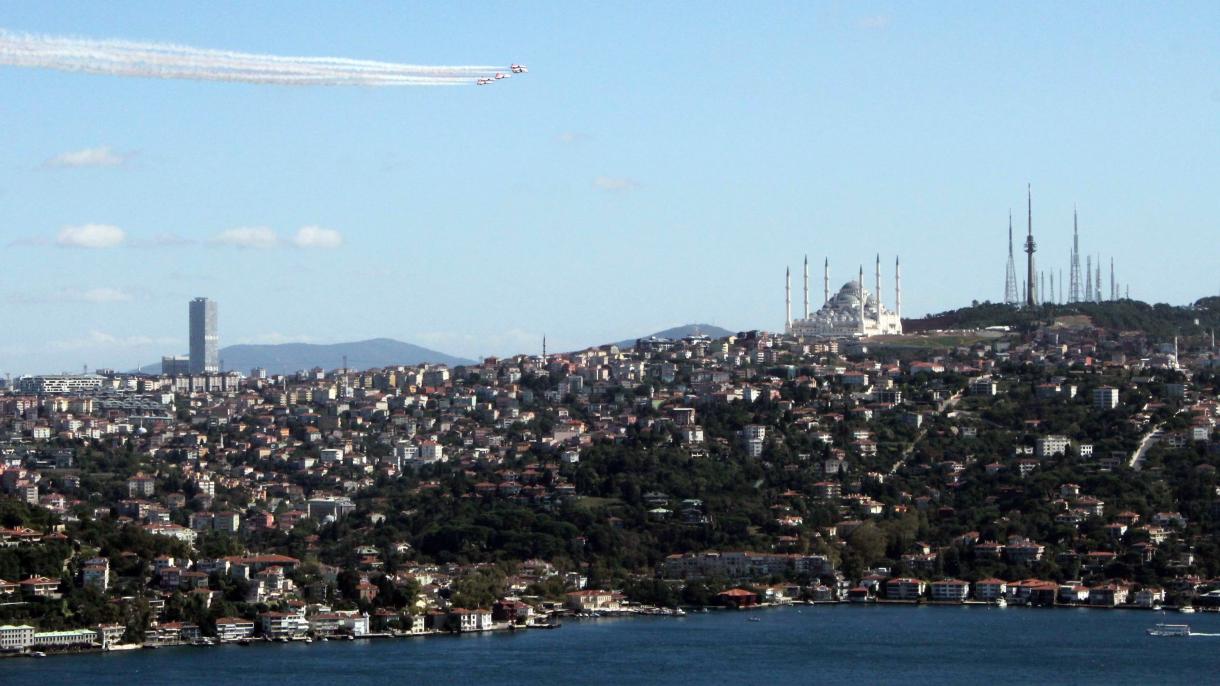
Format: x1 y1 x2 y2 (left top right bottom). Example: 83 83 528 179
142 338 474 375
904 297 1220 338
613 323 734 350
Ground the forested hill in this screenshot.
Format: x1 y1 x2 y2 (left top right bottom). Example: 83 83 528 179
905 296 1220 337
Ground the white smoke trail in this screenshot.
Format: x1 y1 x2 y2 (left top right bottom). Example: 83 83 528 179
0 28 513 86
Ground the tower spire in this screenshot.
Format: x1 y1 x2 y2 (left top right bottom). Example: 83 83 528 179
1024 184 1037 307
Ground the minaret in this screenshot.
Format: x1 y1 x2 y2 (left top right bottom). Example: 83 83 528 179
785 267 792 331
895 255 902 324
542 334 547 360
803 255 810 319
1110 258 1115 301
1040 271 1046 305
1004 210 1018 305
1025 184 1037 307
858 265 865 335
823 258 830 305
875 253 882 328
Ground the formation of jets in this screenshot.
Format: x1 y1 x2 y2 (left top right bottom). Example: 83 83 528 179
477 64 527 85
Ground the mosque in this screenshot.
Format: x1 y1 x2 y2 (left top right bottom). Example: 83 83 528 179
785 255 903 338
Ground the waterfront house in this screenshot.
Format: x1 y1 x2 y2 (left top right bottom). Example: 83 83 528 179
929 579 970 602
1088 583 1130 606
885 578 926 601
716 588 759 608
214 617 255 641
972 578 1007 601
565 589 620 612
447 608 493 632
258 609 309 639
0 624 35 651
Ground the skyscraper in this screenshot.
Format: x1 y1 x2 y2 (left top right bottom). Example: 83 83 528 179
189 297 219 373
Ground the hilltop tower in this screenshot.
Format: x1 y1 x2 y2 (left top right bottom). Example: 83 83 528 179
1004 210 1018 305
1024 185 1037 307
1069 207 1082 303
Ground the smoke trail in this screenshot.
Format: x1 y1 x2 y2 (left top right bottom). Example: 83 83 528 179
0 28 514 86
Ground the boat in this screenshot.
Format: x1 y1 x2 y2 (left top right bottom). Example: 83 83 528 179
1147 623 1191 637
747 617 761 622
674 608 686 617
1180 606 1196 614
30 651 46 658
995 598 1007 608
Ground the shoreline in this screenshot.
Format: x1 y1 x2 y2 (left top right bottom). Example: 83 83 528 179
3 599 1208 661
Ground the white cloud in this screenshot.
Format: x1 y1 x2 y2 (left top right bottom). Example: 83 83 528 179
80 287 133 303
292 225 343 249
56 224 126 248
49 330 176 351
212 226 278 249
238 332 320 345
43 145 131 169
593 176 639 191
2 287 133 305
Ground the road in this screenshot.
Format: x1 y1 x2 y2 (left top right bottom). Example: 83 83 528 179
1128 427 1162 471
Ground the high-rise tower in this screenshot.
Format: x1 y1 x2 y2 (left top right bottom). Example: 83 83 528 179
189 297 219 374
1004 210 1018 305
1024 185 1037 307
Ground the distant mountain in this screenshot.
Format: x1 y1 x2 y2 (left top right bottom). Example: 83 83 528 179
140 338 474 375
613 323 734 349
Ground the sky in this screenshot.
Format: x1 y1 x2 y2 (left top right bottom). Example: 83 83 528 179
1 2 1218 375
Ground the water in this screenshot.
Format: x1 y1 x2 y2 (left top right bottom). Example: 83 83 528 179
5 605 1219 685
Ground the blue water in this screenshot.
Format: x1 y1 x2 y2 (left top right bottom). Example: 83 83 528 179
5 605 1219 685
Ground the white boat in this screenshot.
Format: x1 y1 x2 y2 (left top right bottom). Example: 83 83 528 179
1179 606 1196 614
1147 623 1191 637
995 598 1007 608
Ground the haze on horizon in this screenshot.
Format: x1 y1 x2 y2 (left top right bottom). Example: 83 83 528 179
2 2 1218 375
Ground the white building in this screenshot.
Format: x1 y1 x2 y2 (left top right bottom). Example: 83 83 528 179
787 256 903 338
0 624 34 651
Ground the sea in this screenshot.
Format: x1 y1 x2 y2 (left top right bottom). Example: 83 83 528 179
5 605 1219 685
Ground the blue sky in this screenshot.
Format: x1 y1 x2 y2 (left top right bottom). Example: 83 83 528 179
2 2 1218 374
